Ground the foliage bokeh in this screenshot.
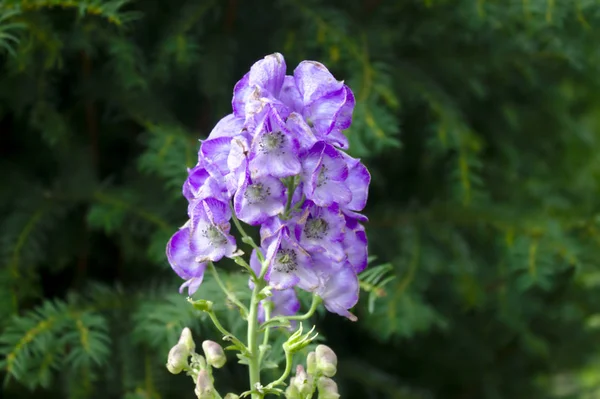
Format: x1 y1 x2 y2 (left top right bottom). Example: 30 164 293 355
2 0 600 398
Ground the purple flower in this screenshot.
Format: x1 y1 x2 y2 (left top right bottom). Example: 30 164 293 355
302 141 351 207
297 202 345 262
190 198 236 262
315 263 359 321
249 105 301 179
234 172 286 225
183 162 228 204
264 226 319 291
166 226 207 295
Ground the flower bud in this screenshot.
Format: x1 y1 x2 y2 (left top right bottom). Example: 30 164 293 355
285 377 301 399
195 369 215 399
166 343 189 374
317 377 340 399
306 351 317 375
292 365 312 397
178 327 195 352
315 345 337 377
224 394 239 399
202 340 226 368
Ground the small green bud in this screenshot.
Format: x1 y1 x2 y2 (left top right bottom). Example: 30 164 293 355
306 351 317 375
285 377 301 399
224 394 240 399
202 340 226 368
189 298 214 312
178 327 195 352
317 377 340 399
292 365 312 397
315 345 337 377
166 343 189 374
283 324 318 354
195 369 215 399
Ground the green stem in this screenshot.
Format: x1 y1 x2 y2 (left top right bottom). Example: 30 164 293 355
206 310 247 351
230 203 262 257
209 262 249 316
258 304 273 367
248 280 264 399
267 347 294 388
260 295 321 330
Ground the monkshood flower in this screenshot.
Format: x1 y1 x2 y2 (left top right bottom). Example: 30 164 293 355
166 226 207 295
166 52 370 322
189 198 236 263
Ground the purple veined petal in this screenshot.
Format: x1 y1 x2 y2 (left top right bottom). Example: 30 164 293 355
249 106 301 179
167 227 204 278
264 227 319 291
286 112 318 153
298 203 346 262
260 216 285 245
197 197 232 225
179 275 204 296
293 61 344 105
343 219 368 273
302 142 351 207
167 227 208 295
189 199 236 262
244 87 291 132
279 76 303 113
317 263 359 321
342 154 370 212
303 87 346 136
324 128 349 150
334 85 355 131
232 73 251 117
310 250 345 277
234 173 286 225
225 133 251 196
248 52 287 98
183 165 228 204
207 113 245 139
200 136 233 176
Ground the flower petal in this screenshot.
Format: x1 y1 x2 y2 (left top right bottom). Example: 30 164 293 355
318 264 359 321
249 53 287 97
294 61 344 105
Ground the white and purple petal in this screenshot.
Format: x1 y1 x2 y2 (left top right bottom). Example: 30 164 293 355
166 227 207 295
317 263 359 321
234 174 286 225
248 52 287 97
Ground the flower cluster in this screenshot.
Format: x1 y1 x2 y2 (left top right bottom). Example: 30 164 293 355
167 53 370 320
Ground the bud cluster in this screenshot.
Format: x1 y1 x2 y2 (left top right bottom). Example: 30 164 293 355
285 344 340 399
166 328 236 399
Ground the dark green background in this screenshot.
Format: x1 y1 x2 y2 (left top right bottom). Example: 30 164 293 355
2 1 600 398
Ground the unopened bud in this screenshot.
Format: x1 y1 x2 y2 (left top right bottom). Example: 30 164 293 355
195 369 215 399
285 377 301 399
224 394 239 399
315 345 337 377
178 327 195 352
317 377 340 399
292 365 312 397
306 351 317 375
202 340 226 368
166 343 189 374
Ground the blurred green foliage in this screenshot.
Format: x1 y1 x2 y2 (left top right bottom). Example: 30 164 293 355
1 0 600 398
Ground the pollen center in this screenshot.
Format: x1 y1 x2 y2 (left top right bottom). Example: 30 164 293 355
203 225 228 246
244 182 270 204
304 218 329 240
259 131 285 153
274 248 298 273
